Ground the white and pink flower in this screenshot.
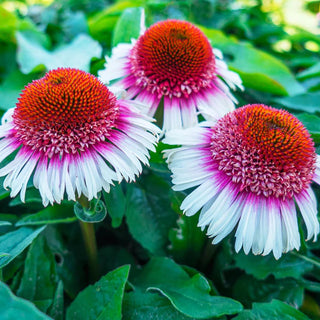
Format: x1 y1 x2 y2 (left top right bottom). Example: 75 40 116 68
164 104 320 259
0 68 159 206
99 19 243 131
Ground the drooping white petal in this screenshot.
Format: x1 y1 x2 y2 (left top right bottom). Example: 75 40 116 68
295 187 319 241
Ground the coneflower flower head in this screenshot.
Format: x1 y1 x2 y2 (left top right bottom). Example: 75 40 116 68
164 104 320 259
0 68 159 206
99 19 243 131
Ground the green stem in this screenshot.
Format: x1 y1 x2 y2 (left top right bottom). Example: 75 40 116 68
0 268 3 282
77 195 99 281
292 252 320 268
198 238 218 272
79 220 99 281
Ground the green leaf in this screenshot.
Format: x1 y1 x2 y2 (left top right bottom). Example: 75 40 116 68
202 27 305 96
0 7 17 43
66 265 130 320
296 113 320 143
16 204 76 226
0 221 11 227
88 1 142 46
16 235 58 312
103 184 126 228
125 174 178 255
233 275 304 308
297 61 320 80
234 252 314 280
0 226 46 268
123 291 199 320
274 93 320 113
0 282 51 320
48 281 64 320
112 7 144 46
0 69 36 111
0 214 17 225
44 226 84 299
234 300 310 320
17 32 102 74
132 257 243 319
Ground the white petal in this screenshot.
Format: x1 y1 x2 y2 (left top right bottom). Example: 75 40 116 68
263 200 278 256
280 199 300 252
295 187 319 241
235 195 257 254
34 157 55 205
181 179 220 216
163 126 211 146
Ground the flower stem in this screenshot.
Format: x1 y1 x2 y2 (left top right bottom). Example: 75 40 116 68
79 220 99 281
292 252 320 268
77 195 99 281
198 238 217 272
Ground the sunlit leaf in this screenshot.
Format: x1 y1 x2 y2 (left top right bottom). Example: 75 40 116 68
112 7 144 46
274 92 320 113
17 32 102 73
202 27 305 96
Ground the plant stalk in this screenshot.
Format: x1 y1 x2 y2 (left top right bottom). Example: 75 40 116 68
78 196 99 281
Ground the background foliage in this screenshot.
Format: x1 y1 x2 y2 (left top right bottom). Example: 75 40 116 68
0 0 320 319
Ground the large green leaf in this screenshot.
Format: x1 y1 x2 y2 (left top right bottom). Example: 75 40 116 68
234 252 314 280
44 226 84 299
16 32 102 74
132 257 243 319
88 1 142 45
66 265 130 320
234 299 310 320
0 69 36 111
0 282 51 320
202 27 304 96
125 174 177 255
233 275 304 308
123 291 200 320
112 7 144 47
16 204 76 226
297 61 320 80
0 226 46 268
274 93 320 113
16 235 58 312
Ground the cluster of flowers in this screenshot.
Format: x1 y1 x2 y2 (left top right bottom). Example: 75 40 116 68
0 19 319 259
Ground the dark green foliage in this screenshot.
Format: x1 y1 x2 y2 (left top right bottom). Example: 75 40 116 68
0 0 319 319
